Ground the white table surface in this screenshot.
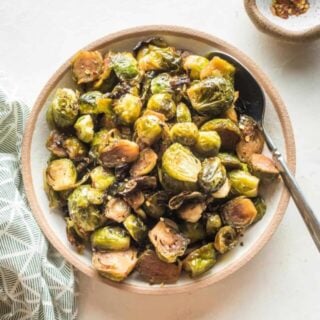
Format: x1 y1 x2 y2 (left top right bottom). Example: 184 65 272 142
1 0 320 319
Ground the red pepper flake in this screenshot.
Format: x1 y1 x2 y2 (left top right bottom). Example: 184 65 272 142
271 0 310 19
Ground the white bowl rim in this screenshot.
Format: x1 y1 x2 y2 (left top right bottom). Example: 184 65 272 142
21 25 296 295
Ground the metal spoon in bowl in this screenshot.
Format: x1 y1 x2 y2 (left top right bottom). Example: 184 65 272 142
211 52 320 252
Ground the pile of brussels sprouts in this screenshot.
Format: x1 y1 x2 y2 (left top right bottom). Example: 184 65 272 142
44 38 280 284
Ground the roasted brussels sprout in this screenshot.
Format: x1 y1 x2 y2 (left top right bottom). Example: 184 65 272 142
118 176 157 195
168 191 204 210
46 130 67 158
214 226 238 254
91 226 130 251
193 131 221 157
248 153 279 182
143 191 168 219
177 202 206 223
222 105 238 123
253 196 267 223
109 51 139 81
198 157 227 193
48 88 78 128
176 102 192 123
217 152 243 170
206 214 222 236
71 51 103 84
100 139 139 168
123 214 148 243
137 250 181 284
134 113 163 146
104 197 131 223
46 159 77 191
149 219 189 263
147 93 176 120
187 77 234 116
180 222 206 244
170 122 199 146
66 218 85 253
113 94 142 125
79 91 113 115
201 119 241 151
137 44 181 72
93 54 113 89
63 137 87 160
200 56 235 80
212 178 231 198
222 196 257 229
90 166 115 190
161 143 201 193
183 55 209 79
229 170 260 197
74 115 94 143
43 171 61 209
151 73 173 94
123 191 145 211
236 115 264 162
130 148 158 177
92 249 138 282
182 243 217 277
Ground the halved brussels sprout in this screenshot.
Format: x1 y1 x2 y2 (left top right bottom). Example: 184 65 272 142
168 191 205 210
183 55 209 79
253 196 267 223
92 249 138 282
222 196 257 229
170 123 199 146
137 44 181 72
68 184 104 208
123 191 145 210
91 226 130 251
43 171 62 209
148 218 189 263
71 50 103 84
187 77 234 117
217 153 243 170
46 130 67 157
90 128 121 158
206 214 222 236
130 148 158 177
100 139 139 168
229 170 260 197
134 114 163 146
151 73 173 94
214 226 238 254
182 243 217 277
201 119 241 151
236 115 265 162
63 137 87 160
212 178 231 198
48 88 79 128
143 191 168 219
109 52 139 81
147 93 176 120
74 115 94 143
193 131 221 157
180 221 206 244
66 218 85 253
136 250 181 284
113 93 142 125
198 157 227 193
248 153 279 182
104 197 131 223
200 56 235 80
177 202 206 223
118 176 157 195
162 143 201 188
93 54 113 89
90 166 115 190
46 159 77 191
123 214 148 243
79 91 113 115
176 102 192 123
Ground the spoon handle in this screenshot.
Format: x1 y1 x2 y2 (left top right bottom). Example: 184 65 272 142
263 131 320 252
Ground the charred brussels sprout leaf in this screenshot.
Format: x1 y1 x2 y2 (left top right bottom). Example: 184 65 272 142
193 131 221 157
113 93 142 125
214 226 238 254
222 196 257 229
229 170 260 197
110 52 139 81
206 214 222 236
79 91 113 115
130 148 158 177
187 77 234 117
147 93 176 120
217 152 243 170
198 157 227 193
46 159 77 191
168 191 205 210
170 122 199 146
180 222 206 244
123 214 148 243
200 56 235 80
104 197 131 223
74 115 94 143
248 153 279 182
90 166 115 190
137 250 181 284
176 102 192 123
91 226 130 251
143 191 168 219
149 219 189 263
183 55 209 80
183 243 217 277
92 249 138 282
134 114 163 146
253 197 267 223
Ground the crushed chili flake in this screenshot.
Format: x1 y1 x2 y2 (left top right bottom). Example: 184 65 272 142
271 0 310 19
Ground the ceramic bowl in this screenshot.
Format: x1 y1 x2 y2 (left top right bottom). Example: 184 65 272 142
245 0 320 42
21 25 295 294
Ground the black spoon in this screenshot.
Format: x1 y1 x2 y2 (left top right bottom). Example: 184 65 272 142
212 51 320 252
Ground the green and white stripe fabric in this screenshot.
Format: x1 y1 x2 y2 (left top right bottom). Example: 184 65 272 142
0 86 77 320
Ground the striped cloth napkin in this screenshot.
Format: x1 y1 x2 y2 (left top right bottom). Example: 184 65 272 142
0 85 77 320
